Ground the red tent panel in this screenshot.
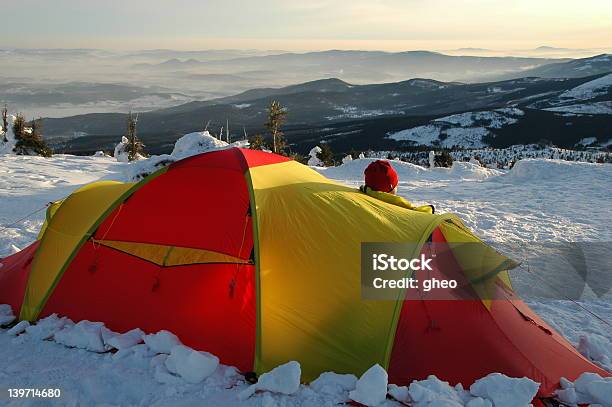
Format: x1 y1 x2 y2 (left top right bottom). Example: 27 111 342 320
41 242 256 372
388 227 608 396
0 241 39 315
95 162 252 259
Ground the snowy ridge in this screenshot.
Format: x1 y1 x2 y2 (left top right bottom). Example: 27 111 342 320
370 144 611 169
543 101 612 115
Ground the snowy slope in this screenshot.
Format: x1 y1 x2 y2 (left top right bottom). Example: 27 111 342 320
559 73 612 101
0 154 611 406
388 109 525 148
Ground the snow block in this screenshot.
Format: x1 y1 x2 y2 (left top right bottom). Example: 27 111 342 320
0 304 16 325
349 364 388 406
101 327 144 350
6 320 29 336
26 314 73 341
54 320 106 352
165 344 219 384
470 373 539 407
144 330 181 354
238 361 302 400
408 375 464 407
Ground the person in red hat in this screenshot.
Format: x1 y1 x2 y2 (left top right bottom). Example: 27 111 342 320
360 160 434 214
363 160 399 194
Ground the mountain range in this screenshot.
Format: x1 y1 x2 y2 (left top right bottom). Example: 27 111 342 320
27 54 612 155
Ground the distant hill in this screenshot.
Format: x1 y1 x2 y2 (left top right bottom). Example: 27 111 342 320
500 54 612 79
43 71 611 155
132 50 564 83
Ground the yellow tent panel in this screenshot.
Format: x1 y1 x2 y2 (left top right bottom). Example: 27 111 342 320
20 181 135 321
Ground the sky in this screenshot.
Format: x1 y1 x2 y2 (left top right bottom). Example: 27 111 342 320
2 0 611 52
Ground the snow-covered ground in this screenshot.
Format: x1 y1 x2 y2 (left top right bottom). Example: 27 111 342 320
0 152 611 406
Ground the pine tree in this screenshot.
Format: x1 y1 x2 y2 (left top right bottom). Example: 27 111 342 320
434 150 453 168
125 112 144 161
264 100 287 155
12 113 25 140
316 143 335 166
249 134 267 150
13 115 52 157
1 105 7 142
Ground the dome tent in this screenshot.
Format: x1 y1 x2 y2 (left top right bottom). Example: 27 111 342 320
0 148 607 397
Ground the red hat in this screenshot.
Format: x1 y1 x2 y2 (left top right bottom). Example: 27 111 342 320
364 160 398 192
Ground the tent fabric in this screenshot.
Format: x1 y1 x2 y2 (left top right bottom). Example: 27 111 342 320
0 241 39 314
20 181 139 321
249 159 449 379
92 240 251 267
388 228 608 395
0 147 607 397
40 242 256 372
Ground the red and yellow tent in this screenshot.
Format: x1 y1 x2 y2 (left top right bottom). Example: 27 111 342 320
0 148 606 396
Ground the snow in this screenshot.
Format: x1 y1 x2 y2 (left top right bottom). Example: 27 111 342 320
576 137 598 146
326 105 405 120
0 114 17 154
560 73 612 101
54 320 107 352
407 375 465 406
443 127 491 148
577 334 612 371
0 145 611 405
102 327 145 350
434 109 522 129
307 145 323 166
543 101 612 115
388 109 526 148
348 364 388 406
310 371 357 403
124 131 241 181
0 303 16 325
6 320 29 336
25 313 73 341
114 136 145 163
389 124 442 145
557 372 612 406
239 361 301 400
165 345 219 384
469 373 539 407
144 330 182 354
170 131 228 159
388 124 491 149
